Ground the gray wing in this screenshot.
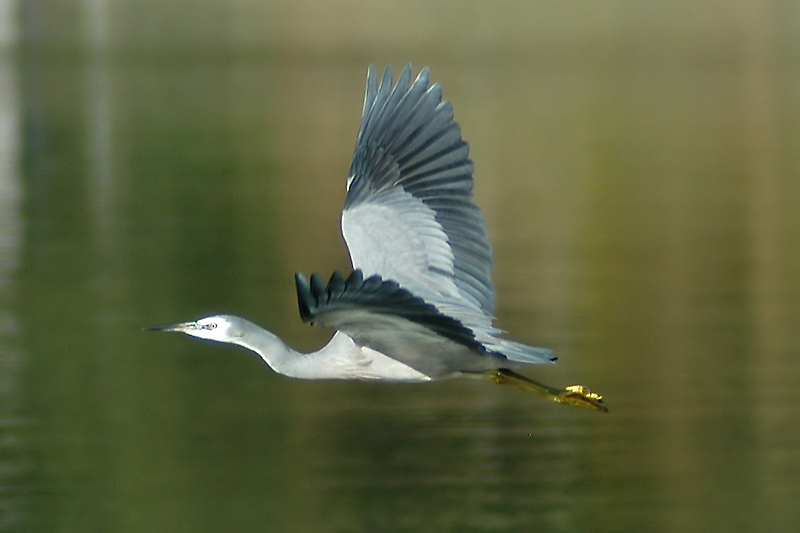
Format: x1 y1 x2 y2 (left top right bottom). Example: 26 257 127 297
341 65 494 317
337 66 554 366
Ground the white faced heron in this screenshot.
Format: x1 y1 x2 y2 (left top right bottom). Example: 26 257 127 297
150 65 606 412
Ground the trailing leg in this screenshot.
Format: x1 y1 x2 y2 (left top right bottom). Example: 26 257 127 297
485 369 607 412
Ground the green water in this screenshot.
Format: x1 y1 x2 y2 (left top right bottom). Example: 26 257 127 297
2 2 799 531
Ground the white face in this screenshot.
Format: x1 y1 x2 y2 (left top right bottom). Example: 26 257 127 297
156 315 243 343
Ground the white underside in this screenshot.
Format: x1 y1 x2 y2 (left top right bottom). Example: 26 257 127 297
281 331 432 382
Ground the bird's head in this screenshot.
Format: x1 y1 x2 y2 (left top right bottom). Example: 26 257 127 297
147 314 246 344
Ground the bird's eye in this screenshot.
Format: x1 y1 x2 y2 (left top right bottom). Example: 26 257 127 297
202 322 217 330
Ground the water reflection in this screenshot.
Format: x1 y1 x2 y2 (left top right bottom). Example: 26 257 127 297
0 52 24 531
6 1 800 531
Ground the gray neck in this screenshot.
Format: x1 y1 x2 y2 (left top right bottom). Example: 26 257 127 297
229 318 348 379
229 319 305 377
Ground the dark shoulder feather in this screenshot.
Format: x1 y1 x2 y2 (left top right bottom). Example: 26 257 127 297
295 270 484 351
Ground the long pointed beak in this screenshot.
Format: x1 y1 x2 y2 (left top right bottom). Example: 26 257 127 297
146 321 198 333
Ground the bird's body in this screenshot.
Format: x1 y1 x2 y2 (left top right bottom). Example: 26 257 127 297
150 65 606 411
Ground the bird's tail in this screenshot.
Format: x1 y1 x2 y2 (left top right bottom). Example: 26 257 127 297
497 339 557 364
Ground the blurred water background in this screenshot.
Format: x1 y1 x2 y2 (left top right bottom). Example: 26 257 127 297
1 1 798 531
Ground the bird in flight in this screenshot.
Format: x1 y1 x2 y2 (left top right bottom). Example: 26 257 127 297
150 65 606 412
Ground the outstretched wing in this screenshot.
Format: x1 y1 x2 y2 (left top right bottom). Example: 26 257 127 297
341 65 494 318
334 66 554 368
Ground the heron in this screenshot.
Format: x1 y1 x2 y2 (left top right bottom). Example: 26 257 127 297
149 65 606 412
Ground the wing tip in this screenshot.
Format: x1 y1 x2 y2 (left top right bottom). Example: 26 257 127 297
296 270 358 323
294 272 313 322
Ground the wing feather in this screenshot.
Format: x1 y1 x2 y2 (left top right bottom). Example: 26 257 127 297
336 65 555 367
342 65 494 317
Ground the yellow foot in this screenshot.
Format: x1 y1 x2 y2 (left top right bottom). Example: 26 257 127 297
556 385 607 412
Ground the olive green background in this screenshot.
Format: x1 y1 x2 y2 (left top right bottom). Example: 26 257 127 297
1 2 798 531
